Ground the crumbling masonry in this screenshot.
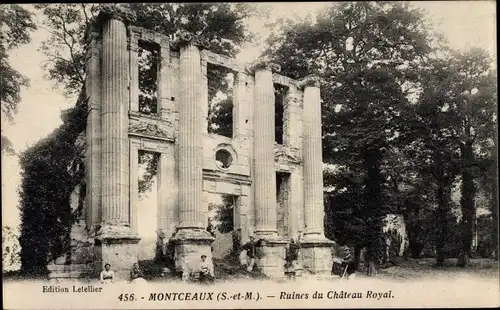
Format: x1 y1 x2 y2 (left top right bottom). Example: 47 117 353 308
51 6 335 280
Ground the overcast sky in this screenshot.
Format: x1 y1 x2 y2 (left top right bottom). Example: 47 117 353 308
1 2 496 229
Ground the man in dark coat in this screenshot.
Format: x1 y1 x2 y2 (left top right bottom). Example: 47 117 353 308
241 236 257 272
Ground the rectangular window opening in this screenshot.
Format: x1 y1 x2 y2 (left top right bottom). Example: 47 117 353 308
274 84 288 145
207 63 234 138
138 40 160 115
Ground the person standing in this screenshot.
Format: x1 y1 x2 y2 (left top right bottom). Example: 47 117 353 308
241 236 257 272
285 240 300 280
341 246 356 280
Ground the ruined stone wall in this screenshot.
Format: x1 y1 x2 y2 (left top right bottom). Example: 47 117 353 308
78 16 337 278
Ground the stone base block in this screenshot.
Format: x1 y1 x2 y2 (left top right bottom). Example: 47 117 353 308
255 237 288 279
172 229 214 276
94 227 140 281
301 238 335 275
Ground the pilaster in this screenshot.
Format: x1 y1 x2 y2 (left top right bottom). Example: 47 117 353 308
201 55 209 134
129 140 140 234
129 30 139 112
158 39 171 119
283 83 303 150
233 71 249 139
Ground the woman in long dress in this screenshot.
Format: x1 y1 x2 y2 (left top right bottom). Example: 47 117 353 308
100 263 115 284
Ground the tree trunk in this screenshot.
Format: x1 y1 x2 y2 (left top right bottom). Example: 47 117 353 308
435 179 452 267
354 245 362 270
457 142 476 267
491 194 499 261
492 134 499 261
362 147 384 276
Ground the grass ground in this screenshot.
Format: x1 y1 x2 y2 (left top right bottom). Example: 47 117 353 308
3 257 498 283
371 257 499 281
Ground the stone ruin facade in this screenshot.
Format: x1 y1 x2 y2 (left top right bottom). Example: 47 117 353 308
50 6 334 280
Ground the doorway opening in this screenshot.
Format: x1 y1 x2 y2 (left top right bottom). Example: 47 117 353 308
276 172 291 238
137 150 160 261
206 193 240 259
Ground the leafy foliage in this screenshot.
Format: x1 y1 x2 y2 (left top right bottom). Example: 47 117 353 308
2 226 21 272
208 195 235 235
207 64 234 137
137 43 159 115
19 91 87 275
137 151 159 199
407 50 497 265
0 4 37 154
265 1 497 270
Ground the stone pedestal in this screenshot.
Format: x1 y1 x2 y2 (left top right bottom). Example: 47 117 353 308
95 234 141 281
256 237 288 279
300 238 335 276
171 229 214 276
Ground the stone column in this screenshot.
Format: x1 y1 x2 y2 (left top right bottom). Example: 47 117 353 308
94 5 139 281
172 31 213 277
249 60 278 236
248 60 287 279
85 31 102 233
297 76 334 276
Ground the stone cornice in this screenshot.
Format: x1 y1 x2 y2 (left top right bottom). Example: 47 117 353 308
245 58 281 74
176 30 210 50
296 75 323 90
96 4 136 27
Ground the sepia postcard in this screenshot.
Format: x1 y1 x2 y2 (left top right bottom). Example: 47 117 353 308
2 1 499 309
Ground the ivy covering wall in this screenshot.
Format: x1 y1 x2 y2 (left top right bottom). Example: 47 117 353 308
18 89 87 275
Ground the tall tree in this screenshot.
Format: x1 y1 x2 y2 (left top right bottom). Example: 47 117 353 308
264 2 434 274
0 4 37 154
404 49 496 266
433 49 497 266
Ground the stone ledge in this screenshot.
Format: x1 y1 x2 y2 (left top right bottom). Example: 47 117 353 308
171 229 215 245
300 236 335 248
96 225 140 244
